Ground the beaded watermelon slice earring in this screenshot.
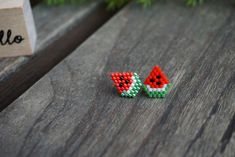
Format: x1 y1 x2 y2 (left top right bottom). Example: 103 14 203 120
143 66 171 98
110 72 142 98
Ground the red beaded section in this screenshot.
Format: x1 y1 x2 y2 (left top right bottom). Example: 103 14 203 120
111 72 134 94
144 66 169 89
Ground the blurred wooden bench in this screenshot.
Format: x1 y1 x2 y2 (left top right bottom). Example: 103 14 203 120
0 0 115 110
0 0 234 157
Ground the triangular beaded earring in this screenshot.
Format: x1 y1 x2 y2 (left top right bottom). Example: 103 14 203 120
110 72 142 98
142 66 171 98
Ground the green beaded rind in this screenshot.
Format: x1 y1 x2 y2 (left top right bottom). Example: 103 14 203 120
143 83 172 98
121 83 142 97
121 73 142 98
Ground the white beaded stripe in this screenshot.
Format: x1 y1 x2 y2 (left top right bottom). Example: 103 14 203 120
146 84 168 92
125 75 137 94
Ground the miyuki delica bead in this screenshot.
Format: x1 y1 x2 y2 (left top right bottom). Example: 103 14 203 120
111 72 142 98
143 66 171 98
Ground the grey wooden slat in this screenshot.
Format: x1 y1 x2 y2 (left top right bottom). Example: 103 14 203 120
0 1 235 157
0 1 115 110
220 133 235 157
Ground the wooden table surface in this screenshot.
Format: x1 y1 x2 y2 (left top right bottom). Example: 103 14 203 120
0 1 235 157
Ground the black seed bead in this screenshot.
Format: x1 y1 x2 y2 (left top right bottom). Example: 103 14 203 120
120 76 124 80
156 75 161 79
125 80 129 84
156 81 161 85
150 78 155 82
119 83 123 87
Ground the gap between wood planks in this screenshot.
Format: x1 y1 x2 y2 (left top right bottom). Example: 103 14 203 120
31 0 41 6
0 0 119 111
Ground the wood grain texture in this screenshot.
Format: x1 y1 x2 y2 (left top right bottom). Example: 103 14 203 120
0 1 115 110
0 1 235 157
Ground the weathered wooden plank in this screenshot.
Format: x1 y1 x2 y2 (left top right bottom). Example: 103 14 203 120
220 131 235 157
213 113 235 157
0 1 115 110
0 1 234 157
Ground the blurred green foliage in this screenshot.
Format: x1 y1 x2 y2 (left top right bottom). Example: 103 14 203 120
44 0 206 8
